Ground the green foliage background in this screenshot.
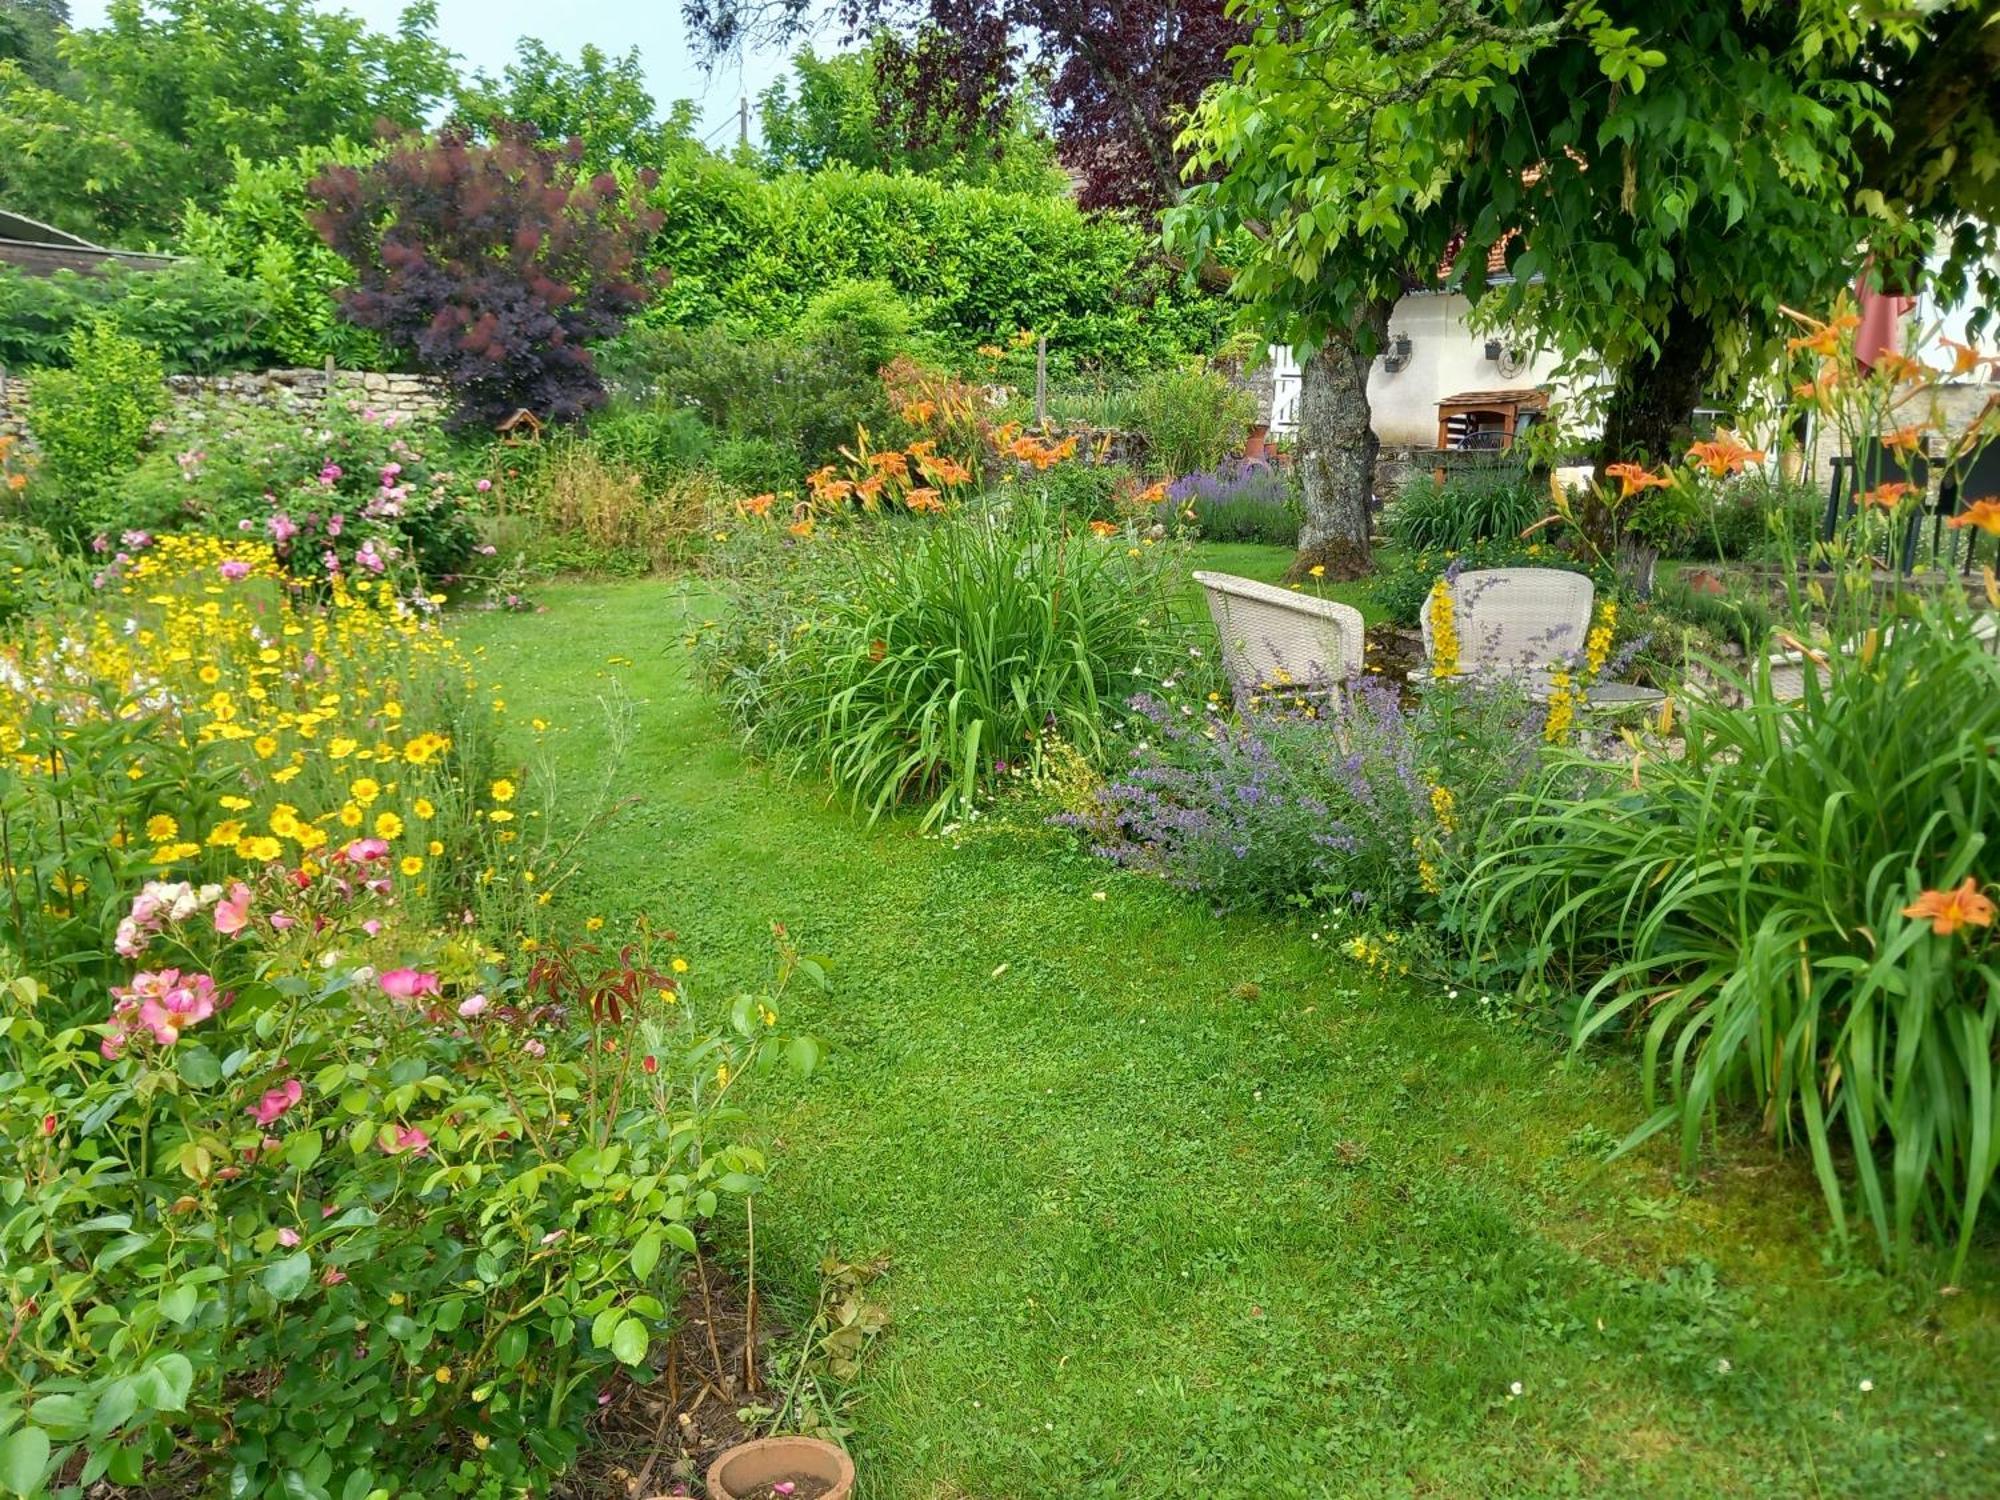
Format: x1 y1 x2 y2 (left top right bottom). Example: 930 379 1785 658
643 158 1228 372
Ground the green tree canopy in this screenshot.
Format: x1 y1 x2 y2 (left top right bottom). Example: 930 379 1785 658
0 0 65 84
452 38 701 170
1174 0 1994 504
758 40 1066 195
0 0 455 245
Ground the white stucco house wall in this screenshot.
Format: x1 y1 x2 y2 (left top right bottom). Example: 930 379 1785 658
1267 287 1584 449
1267 253 1997 474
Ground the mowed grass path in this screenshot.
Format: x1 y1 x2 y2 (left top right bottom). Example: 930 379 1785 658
458 574 2000 1500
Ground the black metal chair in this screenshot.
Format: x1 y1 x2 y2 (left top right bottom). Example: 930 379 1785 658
1822 435 1931 545
1941 441 2000 576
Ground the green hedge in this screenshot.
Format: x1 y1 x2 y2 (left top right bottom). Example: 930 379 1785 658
643 158 1229 371
7 147 1227 380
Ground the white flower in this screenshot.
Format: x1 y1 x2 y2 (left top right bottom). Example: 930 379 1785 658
1508 1381 1523 1397
1715 1358 1731 1375
1858 1378 1874 1393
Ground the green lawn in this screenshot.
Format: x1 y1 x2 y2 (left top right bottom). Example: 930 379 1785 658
459 579 2000 1499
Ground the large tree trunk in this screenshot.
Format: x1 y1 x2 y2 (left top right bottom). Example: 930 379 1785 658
1597 297 1714 475
1587 296 1716 561
1292 298 1391 580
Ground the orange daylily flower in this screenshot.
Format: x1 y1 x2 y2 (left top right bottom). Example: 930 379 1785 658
1870 350 1931 385
921 454 972 488
1947 497 2000 535
1902 877 1996 937
1939 338 1995 378
1857 480 1917 510
1793 362 1841 407
1879 424 1929 456
1605 462 1673 499
905 487 944 514
1685 437 1765 477
740 492 775 518
1784 308 1860 359
1088 519 1118 537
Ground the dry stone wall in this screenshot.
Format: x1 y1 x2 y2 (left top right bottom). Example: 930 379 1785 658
0 367 449 444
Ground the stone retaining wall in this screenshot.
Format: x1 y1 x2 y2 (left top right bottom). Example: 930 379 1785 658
0 366 449 444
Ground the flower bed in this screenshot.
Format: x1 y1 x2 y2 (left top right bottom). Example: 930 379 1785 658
0 534 817 1496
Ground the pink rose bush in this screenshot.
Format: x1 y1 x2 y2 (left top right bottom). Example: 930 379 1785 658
1 855 818 1499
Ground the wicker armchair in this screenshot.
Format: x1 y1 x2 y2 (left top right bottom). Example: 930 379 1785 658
1420 567 1594 686
1193 571 1366 697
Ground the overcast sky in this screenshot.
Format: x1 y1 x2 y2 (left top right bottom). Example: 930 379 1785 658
67 0 814 144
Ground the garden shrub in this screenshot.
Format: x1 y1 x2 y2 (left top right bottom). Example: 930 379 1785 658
1130 364 1255 477
1165 459 1298 544
695 492 1200 826
713 434 807 495
1029 459 1139 525
178 141 392 370
0 535 818 1494
0 928 801 1497
310 125 662 429
1677 469 1822 560
20 321 167 530
1070 676 1547 922
92 400 484 586
1385 473 1546 553
0 260 278 373
605 323 889 484
792 276 919 374
550 399 714 491
1648 572 1775 654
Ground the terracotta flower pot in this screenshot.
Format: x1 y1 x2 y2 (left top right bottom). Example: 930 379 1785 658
701 1435 855 1500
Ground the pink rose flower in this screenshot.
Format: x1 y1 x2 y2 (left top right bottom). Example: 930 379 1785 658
214 882 253 935
218 559 252 582
385 1125 430 1156
379 968 440 1001
249 1078 303 1126
457 994 488 1018
277 1227 301 1247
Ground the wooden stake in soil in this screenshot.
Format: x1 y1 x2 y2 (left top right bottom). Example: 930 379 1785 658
744 1198 759 1394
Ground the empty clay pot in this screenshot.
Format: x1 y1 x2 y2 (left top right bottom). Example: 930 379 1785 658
702 1435 855 1500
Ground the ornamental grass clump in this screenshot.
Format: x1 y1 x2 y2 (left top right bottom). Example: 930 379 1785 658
1468 595 2000 1269
700 491 1197 826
